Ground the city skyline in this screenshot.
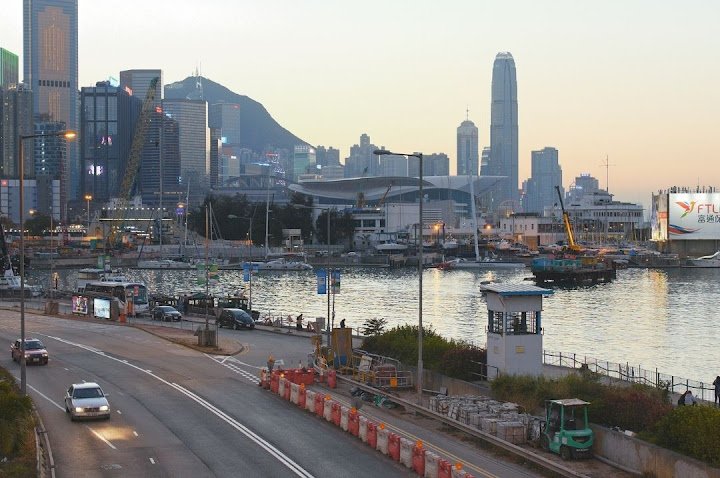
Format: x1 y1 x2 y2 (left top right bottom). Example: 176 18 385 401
2 0 719 209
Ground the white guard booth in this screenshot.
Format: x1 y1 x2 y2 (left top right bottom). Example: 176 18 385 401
483 284 553 378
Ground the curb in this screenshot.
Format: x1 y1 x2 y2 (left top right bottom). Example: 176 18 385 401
32 403 55 478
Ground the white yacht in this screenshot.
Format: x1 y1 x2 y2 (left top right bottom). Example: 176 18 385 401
686 251 720 268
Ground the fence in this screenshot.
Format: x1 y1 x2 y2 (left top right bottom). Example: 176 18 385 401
543 350 717 402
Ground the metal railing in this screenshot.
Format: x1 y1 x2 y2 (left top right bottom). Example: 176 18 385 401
543 350 717 402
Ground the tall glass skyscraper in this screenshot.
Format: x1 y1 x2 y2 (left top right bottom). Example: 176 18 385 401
24 0 78 206
485 52 518 210
522 147 562 214
0 48 19 88
456 118 479 176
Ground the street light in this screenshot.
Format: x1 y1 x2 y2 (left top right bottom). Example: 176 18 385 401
84 194 93 236
374 148 424 405
18 129 76 395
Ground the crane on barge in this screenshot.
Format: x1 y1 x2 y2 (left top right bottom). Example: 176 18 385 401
555 186 583 254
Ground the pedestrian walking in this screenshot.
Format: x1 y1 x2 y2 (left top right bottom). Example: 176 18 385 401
713 375 720 407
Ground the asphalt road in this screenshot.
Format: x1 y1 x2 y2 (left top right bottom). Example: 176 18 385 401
0 310 415 478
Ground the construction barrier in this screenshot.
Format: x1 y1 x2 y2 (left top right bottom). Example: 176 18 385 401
305 389 315 413
290 383 300 405
314 393 325 417
323 397 333 422
348 409 359 436
400 437 414 468
377 426 390 455
438 459 452 478
283 378 291 400
284 369 296 384
412 443 426 476
367 421 378 449
259 369 268 388
340 405 349 431
331 402 342 426
296 369 315 385
388 433 401 461
278 376 286 397
451 467 473 478
298 384 307 408
327 369 337 389
359 416 369 443
270 372 279 393
424 450 440 478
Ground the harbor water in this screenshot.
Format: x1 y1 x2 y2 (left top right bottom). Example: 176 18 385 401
30 266 720 386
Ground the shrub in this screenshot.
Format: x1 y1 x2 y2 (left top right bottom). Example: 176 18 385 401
439 345 487 382
651 406 720 467
0 367 34 475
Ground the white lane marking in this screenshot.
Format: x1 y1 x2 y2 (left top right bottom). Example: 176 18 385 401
43 335 313 478
64 368 69 371
87 426 117 450
116 410 122 415
204 355 260 384
149 458 155 465
28 383 65 411
133 431 139 437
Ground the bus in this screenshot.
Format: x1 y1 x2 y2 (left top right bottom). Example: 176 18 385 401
81 281 149 316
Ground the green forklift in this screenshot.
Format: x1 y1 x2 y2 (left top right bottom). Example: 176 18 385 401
540 398 594 460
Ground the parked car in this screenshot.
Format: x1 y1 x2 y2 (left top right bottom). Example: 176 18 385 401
64 382 111 421
152 305 182 322
217 308 255 330
10 338 49 365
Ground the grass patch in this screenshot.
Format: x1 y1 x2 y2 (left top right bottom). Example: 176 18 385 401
0 366 35 478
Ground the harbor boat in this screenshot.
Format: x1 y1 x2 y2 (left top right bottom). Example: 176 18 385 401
530 256 617 285
453 257 526 270
686 251 720 268
257 257 313 271
135 259 195 270
0 269 42 297
375 242 409 253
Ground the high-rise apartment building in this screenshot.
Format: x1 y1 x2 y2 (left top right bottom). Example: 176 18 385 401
425 153 450 176
162 98 210 202
0 48 19 88
344 133 379 178
483 52 518 210
33 118 66 178
119 69 162 107
522 147 562 214
456 118 478 176
24 0 79 203
1 84 33 177
315 146 340 167
137 111 180 207
292 145 316 181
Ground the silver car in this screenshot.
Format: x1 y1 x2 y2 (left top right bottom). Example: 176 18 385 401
64 382 111 421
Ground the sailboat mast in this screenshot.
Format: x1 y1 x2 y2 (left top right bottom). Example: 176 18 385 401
468 156 480 262
264 168 271 259
204 204 210 331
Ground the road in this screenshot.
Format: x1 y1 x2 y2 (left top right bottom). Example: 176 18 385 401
0 308 548 478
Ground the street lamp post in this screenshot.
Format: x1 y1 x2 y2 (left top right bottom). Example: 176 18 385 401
84 194 92 236
374 149 424 405
18 130 76 395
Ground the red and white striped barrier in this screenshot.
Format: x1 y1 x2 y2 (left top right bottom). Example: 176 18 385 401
290 383 300 405
298 384 307 408
376 426 390 455
323 397 333 422
278 377 286 398
359 416 369 443
314 393 325 417
340 405 350 431
348 409 359 436
305 389 316 412
400 437 414 468
451 464 474 478
283 378 291 400
412 442 426 476
438 459 452 478
424 450 439 478
367 421 378 449
388 433 401 461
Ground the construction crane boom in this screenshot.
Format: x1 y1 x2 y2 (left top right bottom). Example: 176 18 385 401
555 186 582 253
107 77 159 250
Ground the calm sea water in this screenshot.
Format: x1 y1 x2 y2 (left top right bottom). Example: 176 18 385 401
30 266 720 385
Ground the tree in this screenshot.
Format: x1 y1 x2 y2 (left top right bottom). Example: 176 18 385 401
361 317 387 336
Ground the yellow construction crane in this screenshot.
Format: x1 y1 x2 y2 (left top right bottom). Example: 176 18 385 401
555 186 583 253
106 77 159 251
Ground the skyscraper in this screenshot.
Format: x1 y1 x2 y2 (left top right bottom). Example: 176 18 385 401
119 69 162 107
0 48 19 88
1 84 33 177
24 0 79 203
484 52 518 210
208 102 241 145
522 147 562 214
457 118 478 176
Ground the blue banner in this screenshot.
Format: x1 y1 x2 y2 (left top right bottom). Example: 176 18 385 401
332 270 341 294
317 269 327 294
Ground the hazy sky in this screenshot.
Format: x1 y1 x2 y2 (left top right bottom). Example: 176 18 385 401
3 0 719 208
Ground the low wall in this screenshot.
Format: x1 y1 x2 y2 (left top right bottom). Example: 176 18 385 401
592 425 720 478
405 366 490 397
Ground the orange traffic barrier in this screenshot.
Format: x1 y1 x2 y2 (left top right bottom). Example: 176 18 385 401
298 384 307 408
340 405 350 431
290 382 300 404
284 369 296 384
323 396 333 421
270 371 280 393
438 459 452 478
305 389 316 412
314 392 324 416
376 426 389 455
388 433 401 461
259 369 266 388
331 402 341 426
348 409 359 436
283 379 291 400
327 369 337 389
366 421 378 449
412 442 426 476
359 416 369 442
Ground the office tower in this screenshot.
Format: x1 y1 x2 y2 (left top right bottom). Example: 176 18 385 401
80 81 139 201
568 173 600 202
484 52 519 209
119 69 162 107
33 117 66 178
161 98 210 201
208 102 240 145
0 48 19 88
522 147 562 214
209 128 222 188
1 84 34 177
292 145 316 181
380 154 407 177
24 0 79 203
425 153 450 176
457 118 478 176
481 146 491 171
137 111 180 206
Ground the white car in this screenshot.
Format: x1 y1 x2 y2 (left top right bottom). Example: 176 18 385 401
64 382 111 421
